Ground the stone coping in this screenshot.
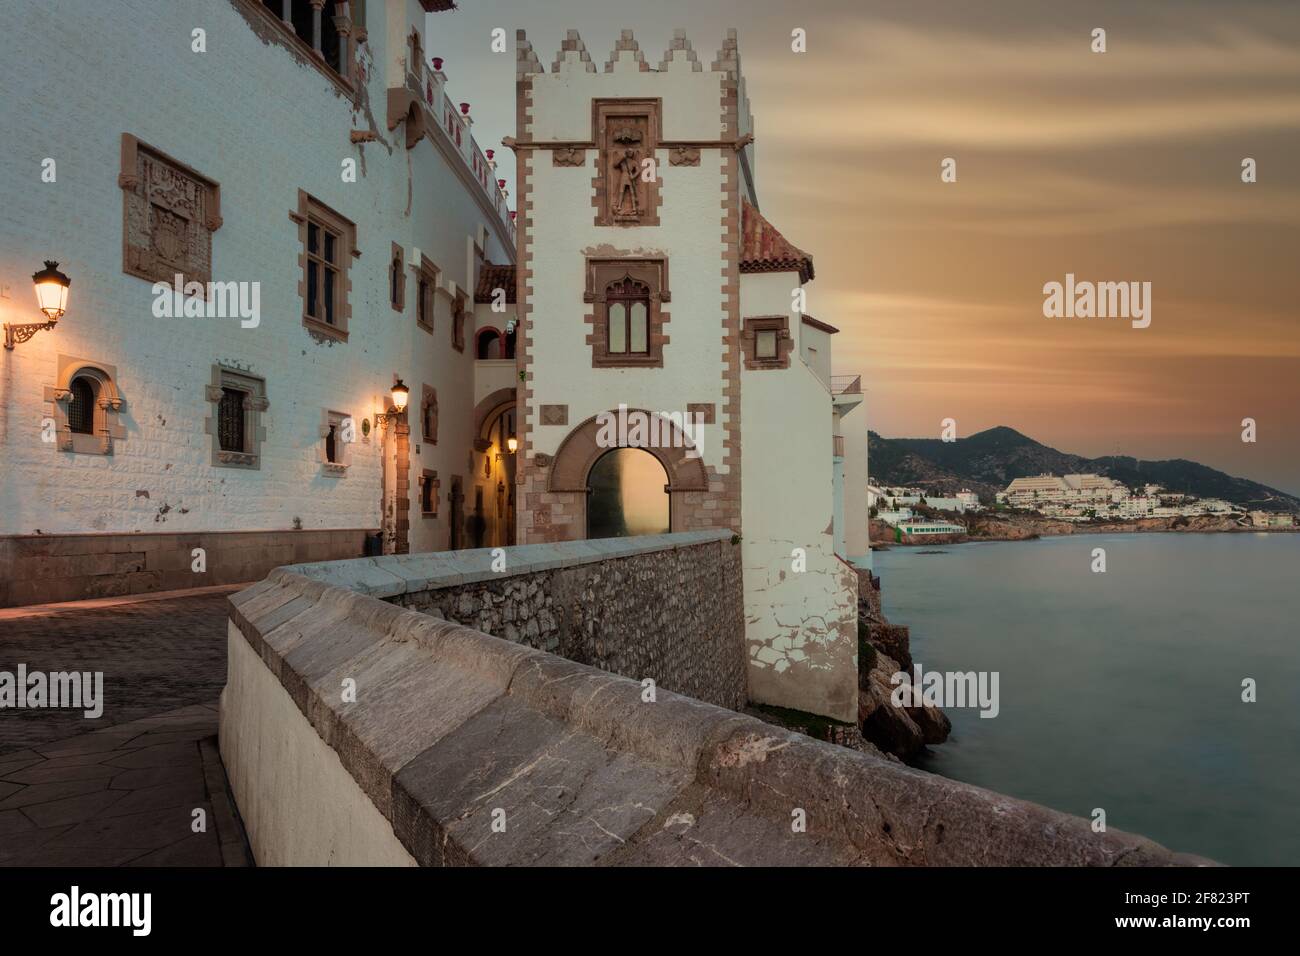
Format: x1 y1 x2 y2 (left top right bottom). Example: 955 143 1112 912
225 560 1211 866
275 530 736 600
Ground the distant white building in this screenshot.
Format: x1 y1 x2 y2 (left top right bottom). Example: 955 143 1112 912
896 519 965 536
1250 511 1295 528
1002 473 1121 508
1119 496 1157 518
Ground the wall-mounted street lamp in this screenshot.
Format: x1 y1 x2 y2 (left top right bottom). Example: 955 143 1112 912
4 260 70 350
506 434 518 454
390 378 409 412
375 377 410 428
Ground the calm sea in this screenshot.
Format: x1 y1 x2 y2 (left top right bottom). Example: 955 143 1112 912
874 532 1300 866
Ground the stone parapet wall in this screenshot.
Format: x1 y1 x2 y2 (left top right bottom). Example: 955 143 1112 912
221 551 1211 866
280 531 746 711
0 528 374 608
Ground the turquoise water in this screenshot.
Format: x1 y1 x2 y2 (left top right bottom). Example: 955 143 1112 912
874 533 1300 866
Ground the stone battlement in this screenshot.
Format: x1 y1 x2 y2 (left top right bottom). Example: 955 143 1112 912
519 28 736 78
220 533 1209 866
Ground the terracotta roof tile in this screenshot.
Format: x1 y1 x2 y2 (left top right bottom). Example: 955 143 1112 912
740 199 814 283
475 263 516 303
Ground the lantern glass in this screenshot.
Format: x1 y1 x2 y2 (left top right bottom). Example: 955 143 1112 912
391 380 409 411
32 260 70 321
506 435 518 454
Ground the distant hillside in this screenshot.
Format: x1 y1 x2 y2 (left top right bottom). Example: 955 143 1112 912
868 426 1300 512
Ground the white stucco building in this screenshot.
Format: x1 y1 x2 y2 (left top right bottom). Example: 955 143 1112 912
0 4 866 722
509 27 865 721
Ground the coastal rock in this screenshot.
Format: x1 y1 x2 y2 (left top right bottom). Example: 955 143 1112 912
860 660 925 757
906 700 952 745
867 622 912 672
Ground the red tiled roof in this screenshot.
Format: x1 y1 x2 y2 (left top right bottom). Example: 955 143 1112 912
475 263 516 303
740 199 814 283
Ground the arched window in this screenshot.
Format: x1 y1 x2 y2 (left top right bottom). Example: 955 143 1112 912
586 448 670 539
605 277 649 355
476 328 502 359
67 377 97 435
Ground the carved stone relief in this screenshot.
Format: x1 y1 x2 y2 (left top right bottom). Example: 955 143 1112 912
119 135 220 289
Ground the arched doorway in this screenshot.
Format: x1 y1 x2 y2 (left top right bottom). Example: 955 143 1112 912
586 447 670 539
473 388 518 547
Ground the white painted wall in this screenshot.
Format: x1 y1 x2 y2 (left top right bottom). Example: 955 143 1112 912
739 339 857 723
523 53 730 476
0 0 510 546
220 624 416 866
840 398 871 564
737 271 856 721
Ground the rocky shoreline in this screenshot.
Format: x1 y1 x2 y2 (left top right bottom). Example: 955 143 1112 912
748 568 952 762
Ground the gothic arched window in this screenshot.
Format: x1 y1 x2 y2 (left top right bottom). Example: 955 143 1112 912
586 447 670 539
605 277 649 356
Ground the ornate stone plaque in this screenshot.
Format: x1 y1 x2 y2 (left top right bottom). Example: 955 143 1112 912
119 134 221 289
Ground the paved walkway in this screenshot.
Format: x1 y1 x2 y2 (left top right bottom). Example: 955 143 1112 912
0 587 237 755
0 703 250 866
0 588 251 866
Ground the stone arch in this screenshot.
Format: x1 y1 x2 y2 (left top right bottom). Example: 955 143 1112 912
543 409 707 535
47 357 125 455
475 326 503 359
386 89 427 149
473 387 516 441
549 409 707 494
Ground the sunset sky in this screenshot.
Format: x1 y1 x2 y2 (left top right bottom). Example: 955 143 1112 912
434 0 1300 493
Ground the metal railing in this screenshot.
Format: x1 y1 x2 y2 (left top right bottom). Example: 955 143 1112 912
830 375 862 395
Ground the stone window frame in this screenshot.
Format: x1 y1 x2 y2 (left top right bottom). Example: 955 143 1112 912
421 384 438 445
591 97 663 227
237 1 358 96
419 469 440 517
320 408 352 476
389 242 406 313
118 133 222 290
204 365 269 469
291 189 358 343
413 253 439 334
742 315 793 370
583 257 671 368
43 356 126 456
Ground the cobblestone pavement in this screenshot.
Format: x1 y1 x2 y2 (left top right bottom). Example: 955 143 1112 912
0 588 235 756
0 588 250 866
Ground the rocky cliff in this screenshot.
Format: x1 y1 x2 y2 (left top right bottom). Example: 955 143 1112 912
855 569 951 759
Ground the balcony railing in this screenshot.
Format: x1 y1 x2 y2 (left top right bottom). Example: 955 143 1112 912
404 41 514 244
830 375 862 396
